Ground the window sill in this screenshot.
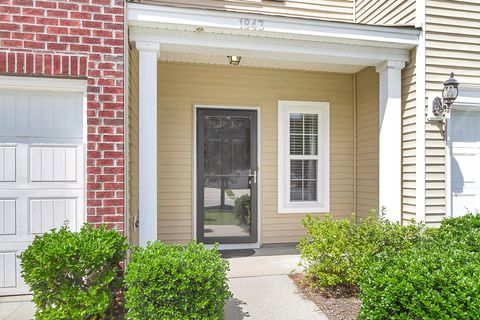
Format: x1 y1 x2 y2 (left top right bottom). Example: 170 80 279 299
277 204 330 214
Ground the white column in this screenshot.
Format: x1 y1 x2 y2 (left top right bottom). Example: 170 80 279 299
376 60 405 222
137 41 160 246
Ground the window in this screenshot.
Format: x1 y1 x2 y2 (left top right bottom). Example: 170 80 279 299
278 101 329 213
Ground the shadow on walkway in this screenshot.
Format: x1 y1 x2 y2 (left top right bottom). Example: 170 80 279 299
224 297 250 320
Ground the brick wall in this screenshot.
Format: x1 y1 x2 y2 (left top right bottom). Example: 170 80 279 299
0 0 125 233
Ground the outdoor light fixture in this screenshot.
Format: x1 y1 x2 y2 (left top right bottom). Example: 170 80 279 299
431 72 460 117
228 55 241 65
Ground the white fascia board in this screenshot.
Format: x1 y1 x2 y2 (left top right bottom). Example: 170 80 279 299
127 3 419 50
129 27 411 65
0 76 87 92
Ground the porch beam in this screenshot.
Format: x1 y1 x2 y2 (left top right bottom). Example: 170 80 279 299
137 41 160 246
376 60 404 222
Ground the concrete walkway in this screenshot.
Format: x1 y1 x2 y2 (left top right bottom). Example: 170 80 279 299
223 246 328 320
0 296 34 320
0 246 327 320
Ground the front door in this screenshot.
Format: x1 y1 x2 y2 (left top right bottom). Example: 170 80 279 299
197 108 258 244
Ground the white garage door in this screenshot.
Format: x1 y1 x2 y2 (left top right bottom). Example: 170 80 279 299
450 110 480 217
0 89 84 295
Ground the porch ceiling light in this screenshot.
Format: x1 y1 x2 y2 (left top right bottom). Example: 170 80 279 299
432 72 460 117
228 55 241 65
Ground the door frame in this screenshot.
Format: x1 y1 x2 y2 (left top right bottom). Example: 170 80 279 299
446 86 480 218
193 104 261 249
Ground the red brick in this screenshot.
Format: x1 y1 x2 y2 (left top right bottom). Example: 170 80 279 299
12 15 34 23
0 22 20 31
12 0 33 6
36 34 57 42
60 35 79 43
69 11 91 19
44 54 52 75
47 9 68 18
24 41 45 49
0 14 11 22
25 53 33 73
0 7 20 14
102 215 124 223
47 26 68 34
34 54 43 73
82 5 101 13
0 52 5 73
1 39 21 47
82 20 102 29
7 52 14 72
22 8 44 16
70 28 90 36
60 19 80 27
35 0 56 8
58 3 79 10
16 52 24 73
22 24 44 32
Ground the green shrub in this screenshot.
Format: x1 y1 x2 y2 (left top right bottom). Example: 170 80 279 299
298 212 424 288
20 224 128 320
359 213 480 320
124 241 231 320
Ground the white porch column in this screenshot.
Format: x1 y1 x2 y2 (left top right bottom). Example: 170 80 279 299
376 61 405 222
137 41 160 246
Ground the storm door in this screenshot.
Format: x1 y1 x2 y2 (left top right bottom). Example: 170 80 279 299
197 108 258 244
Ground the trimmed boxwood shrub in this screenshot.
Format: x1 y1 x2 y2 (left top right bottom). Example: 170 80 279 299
124 241 231 320
298 212 424 289
20 224 128 320
359 213 480 320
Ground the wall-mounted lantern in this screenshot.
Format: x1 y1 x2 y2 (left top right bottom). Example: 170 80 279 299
431 72 460 118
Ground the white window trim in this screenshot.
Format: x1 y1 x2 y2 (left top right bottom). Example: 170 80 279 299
278 101 330 214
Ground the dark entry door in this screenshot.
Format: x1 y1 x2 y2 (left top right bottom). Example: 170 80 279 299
197 108 258 244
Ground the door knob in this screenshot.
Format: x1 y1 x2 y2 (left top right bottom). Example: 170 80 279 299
248 169 257 184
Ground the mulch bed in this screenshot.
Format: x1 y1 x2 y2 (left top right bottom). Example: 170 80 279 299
289 273 361 320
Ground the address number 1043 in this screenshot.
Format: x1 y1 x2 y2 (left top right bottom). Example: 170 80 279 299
239 18 265 31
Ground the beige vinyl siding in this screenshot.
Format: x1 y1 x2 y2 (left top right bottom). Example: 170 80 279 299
355 67 379 217
355 0 415 25
425 0 480 225
128 46 140 245
402 48 417 222
139 0 354 22
157 62 354 244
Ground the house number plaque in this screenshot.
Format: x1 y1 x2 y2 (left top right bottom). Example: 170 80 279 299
239 18 265 31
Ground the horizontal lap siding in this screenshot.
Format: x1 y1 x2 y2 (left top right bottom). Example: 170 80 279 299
425 0 480 225
355 0 415 25
128 46 140 245
402 49 417 222
355 67 379 217
137 0 354 22
157 62 354 244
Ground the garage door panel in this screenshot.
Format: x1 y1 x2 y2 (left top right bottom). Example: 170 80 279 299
0 252 17 288
0 90 83 139
30 146 78 182
0 95 16 131
0 146 16 182
29 198 78 235
0 200 16 235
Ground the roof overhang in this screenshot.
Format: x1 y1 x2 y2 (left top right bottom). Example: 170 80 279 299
127 3 420 73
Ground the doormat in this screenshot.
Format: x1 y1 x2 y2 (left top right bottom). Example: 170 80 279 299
219 249 255 259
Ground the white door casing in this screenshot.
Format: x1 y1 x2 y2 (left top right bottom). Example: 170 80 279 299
0 88 84 296
450 110 480 217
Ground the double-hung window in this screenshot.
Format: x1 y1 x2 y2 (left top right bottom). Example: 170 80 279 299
278 101 330 213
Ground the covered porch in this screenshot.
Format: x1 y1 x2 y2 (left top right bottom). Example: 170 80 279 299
126 3 419 247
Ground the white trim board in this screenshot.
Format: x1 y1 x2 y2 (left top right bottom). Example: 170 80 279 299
0 76 87 92
192 104 262 248
128 3 419 49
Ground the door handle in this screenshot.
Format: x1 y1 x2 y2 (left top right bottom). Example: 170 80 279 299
249 169 257 184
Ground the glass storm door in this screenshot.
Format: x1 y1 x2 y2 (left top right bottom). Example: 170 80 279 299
197 109 258 244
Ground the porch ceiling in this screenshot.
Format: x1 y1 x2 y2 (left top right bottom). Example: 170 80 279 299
128 3 420 73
